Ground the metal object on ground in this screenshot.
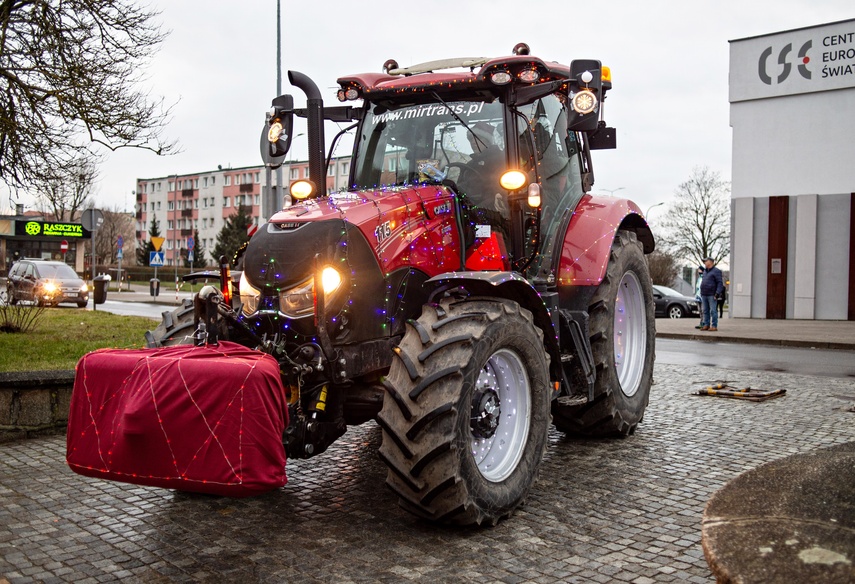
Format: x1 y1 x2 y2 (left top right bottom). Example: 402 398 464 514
695 383 787 402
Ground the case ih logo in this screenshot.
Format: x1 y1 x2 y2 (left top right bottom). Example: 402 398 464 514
759 41 812 85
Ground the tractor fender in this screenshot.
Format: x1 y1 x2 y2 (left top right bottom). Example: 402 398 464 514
423 271 560 378
557 195 655 287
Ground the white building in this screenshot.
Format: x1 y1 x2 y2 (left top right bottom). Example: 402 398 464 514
729 18 855 320
135 158 351 267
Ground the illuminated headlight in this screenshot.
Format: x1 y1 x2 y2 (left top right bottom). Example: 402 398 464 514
499 170 527 191
278 267 344 318
240 272 261 316
42 282 57 294
321 266 342 295
290 180 314 200
279 278 314 317
345 87 359 100
80 283 89 293
571 89 597 115
491 71 512 85
268 121 284 143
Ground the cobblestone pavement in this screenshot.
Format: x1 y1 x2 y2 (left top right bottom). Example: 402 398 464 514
2 363 854 584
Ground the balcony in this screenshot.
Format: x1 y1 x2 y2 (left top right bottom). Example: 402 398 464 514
180 229 193 237
181 209 193 217
239 183 254 193
135 210 142 219
181 189 195 197
135 192 143 202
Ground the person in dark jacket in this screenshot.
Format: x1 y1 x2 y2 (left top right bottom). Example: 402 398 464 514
699 257 725 331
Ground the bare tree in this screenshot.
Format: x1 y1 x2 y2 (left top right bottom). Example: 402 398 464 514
0 0 176 190
33 155 98 221
646 249 681 287
659 166 730 266
92 207 134 265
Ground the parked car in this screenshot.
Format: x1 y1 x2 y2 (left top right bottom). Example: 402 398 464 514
6 259 89 307
652 285 699 319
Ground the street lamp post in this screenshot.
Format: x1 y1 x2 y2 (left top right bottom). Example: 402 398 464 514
645 201 665 218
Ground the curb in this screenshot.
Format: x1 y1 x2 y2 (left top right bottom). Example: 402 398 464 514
656 332 855 351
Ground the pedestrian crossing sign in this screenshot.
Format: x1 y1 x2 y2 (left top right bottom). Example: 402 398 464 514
149 251 165 266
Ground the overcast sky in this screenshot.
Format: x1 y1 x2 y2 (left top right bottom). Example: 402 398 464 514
7 1 853 224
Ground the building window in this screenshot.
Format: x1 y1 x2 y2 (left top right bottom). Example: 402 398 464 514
194 178 199 189
327 165 335 176
202 218 207 228
290 168 299 180
254 194 259 205
255 172 260 183
223 197 230 207
167 220 173 230
168 181 174 191
167 201 174 211
150 202 154 211
194 199 199 209
203 177 208 187
340 161 349 175
388 158 396 172
211 176 215 186
224 175 231 186
157 202 161 210
235 174 241 186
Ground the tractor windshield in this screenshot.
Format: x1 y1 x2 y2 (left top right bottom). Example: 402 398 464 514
352 100 507 208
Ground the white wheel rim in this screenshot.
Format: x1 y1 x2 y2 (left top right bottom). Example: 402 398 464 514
614 271 646 397
470 348 531 482
669 306 681 319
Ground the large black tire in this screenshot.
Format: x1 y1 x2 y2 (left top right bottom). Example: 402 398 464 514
145 299 197 347
378 297 551 526
553 230 655 437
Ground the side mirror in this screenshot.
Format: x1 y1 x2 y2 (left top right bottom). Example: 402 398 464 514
567 59 603 132
260 94 294 169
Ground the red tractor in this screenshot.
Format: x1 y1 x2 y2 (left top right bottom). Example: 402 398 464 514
146 43 656 525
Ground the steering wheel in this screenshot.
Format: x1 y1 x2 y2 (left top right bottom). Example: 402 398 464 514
445 162 486 184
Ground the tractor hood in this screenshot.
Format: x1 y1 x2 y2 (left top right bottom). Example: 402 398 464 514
244 185 462 291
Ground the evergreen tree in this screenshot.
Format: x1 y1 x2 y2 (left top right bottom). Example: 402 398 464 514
137 214 161 266
211 206 252 267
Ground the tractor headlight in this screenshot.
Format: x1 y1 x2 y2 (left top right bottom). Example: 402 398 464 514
499 170 527 191
321 266 342 295
278 267 345 318
240 272 262 316
279 278 315 317
571 89 597 115
290 180 314 200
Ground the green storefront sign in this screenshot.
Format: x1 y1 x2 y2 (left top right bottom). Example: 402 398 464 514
15 220 91 238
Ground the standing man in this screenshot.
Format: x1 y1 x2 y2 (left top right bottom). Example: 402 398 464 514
699 257 724 331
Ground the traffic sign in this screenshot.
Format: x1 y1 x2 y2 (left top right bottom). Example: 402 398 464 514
247 223 258 237
60 240 69 253
149 251 165 266
151 236 165 251
187 236 195 251
188 250 194 262
117 235 124 249
117 248 123 260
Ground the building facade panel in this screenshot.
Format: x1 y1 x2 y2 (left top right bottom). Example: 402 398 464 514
730 19 855 319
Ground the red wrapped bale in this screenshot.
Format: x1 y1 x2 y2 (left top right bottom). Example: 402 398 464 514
67 341 288 496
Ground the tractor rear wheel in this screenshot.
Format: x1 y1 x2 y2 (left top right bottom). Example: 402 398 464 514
378 297 551 526
553 229 655 437
145 299 197 347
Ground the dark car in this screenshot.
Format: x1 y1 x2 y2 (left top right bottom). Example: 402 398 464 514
652 285 699 319
6 259 89 307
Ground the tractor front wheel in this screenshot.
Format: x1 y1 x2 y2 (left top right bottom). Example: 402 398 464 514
553 229 655 437
144 299 197 347
378 297 551 526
